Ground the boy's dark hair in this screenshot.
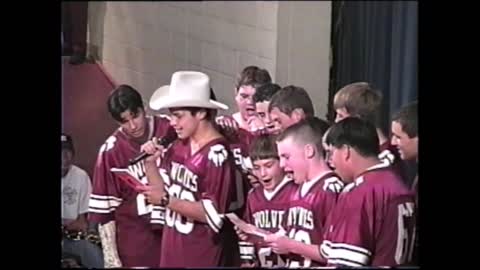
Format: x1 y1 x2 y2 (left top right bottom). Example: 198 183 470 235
107 84 144 122
253 83 282 103
392 101 418 138
268 85 315 117
182 107 214 122
249 135 279 161
306 116 331 138
235 66 272 91
276 117 329 158
326 117 380 158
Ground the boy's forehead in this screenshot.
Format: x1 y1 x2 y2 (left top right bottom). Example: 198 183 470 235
256 101 270 108
120 109 133 116
253 158 277 164
119 110 133 122
392 121 406 134
238 85 255 93
270 107 287 116
120 108 141 119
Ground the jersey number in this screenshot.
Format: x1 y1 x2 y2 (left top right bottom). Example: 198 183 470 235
258 247 285 267
136 193 153 216
136 172 153 216
395 202 415 264
165 183 195 234
287 229 312 267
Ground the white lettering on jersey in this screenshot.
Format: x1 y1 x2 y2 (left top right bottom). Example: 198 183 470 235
287 229 312 267
253 210 285 229
286 207 314 230
228 148 246 211
208 144 228 167
258 247 286 267
233 148 253 172
165 183 195 234
128 162 146 180
170 162 198 192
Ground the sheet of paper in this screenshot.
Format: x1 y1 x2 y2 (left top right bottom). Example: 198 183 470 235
110 167 146 192
225 213 270 239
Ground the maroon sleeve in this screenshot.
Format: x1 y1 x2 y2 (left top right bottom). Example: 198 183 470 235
322 195 375 267
239 192 256 262
201 143 236 233
88 136 123 224
243 192 254 224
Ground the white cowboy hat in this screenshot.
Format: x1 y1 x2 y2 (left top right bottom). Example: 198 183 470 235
149 71 229 111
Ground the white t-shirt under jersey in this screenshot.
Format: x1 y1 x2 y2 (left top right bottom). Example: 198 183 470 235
61 165 92 221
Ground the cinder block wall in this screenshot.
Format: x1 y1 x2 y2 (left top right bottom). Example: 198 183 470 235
88 1 331 117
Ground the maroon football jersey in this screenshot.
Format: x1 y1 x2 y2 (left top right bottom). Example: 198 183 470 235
411 174 419 265
379 141 408 185
88 115 174 267
240 176 297 267
221 127 256 215
158 137 239 267
320 162 416 267
282 171 343 267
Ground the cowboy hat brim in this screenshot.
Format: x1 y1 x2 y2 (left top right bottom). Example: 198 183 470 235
149 85 229 111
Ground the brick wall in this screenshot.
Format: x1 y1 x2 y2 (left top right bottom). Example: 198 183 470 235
88 1 331 117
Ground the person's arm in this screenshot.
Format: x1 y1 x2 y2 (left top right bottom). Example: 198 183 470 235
166 198 208 222
142 140 209 223
264 233 327 264
144 159 164 186
142 184 210 223
141 177 217 224
216 115 240 132
288 238 327 264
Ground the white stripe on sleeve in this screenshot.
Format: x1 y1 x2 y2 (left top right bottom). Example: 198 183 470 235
88 194 122 214
326 242 371 266
239 241 255 258
201 199 223 233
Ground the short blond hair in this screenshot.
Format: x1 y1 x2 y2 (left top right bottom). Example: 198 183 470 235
333 82 382 126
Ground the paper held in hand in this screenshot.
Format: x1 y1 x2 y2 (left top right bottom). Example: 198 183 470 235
225 213 271 241
110 167 146 192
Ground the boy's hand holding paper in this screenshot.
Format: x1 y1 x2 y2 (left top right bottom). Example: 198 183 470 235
225 213 271 244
